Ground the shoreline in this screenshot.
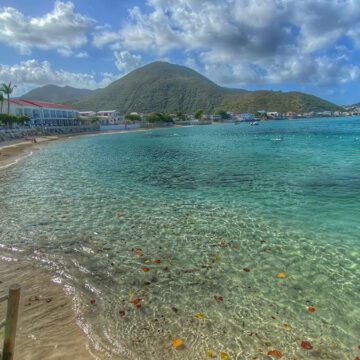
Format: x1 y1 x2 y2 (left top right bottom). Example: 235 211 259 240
0 126 157 359
0 127 152 170
0 258 98 360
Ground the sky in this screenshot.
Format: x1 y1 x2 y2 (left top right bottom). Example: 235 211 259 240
1 0 360 105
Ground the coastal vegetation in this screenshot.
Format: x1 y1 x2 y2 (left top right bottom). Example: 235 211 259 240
125 113 141 121
0 114 30 128
0 82 16 114
0 92 4 113
214 109 232 120
145 112 174 123
194 110 204 120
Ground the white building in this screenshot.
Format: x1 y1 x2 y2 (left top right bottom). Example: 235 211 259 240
97 110 123 124
78 110 124 125
267 112 281 119
79 111 96 118
2 99 79 126
236 113 255 121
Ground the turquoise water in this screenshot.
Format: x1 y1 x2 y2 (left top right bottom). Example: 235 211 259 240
0 118 360 359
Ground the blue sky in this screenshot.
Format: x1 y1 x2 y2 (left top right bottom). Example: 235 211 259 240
1 0 360 105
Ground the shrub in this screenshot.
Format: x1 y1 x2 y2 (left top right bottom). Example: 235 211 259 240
0 114 30 127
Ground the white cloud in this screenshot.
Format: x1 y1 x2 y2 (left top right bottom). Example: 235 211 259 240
0 60 117 95
57 48 74 57
202 51 360 86
75 51 88 58
2 0 360 89
114 51 143 74
98 0 360 87
98 72 120 88
0 1 94 55
93 30 120 48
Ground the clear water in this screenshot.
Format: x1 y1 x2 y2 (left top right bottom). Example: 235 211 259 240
0 118 360 359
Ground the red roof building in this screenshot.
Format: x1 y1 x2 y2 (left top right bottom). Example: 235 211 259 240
2 99 80 125
10 99 75 110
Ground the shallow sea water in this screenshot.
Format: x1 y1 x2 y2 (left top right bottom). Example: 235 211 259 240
0 118 360 359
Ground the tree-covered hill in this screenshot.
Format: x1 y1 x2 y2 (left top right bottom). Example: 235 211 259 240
21 85 96 103
68 61 246 113
220 90 342 114
21 62 342 114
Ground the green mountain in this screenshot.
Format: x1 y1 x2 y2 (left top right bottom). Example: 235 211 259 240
220 90 342 114
68 61 247 113
21 85 96 103
22 62 342 114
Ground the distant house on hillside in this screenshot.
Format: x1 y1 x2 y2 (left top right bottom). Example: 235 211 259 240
2 99 79 125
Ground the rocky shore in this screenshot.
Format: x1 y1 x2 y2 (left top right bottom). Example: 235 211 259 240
0 125 100 143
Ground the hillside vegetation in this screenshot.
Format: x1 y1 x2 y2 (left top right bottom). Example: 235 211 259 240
22 85 96 103
21 62 341 114
68 62 246 113
220 91 342 114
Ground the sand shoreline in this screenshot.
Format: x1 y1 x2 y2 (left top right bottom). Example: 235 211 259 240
0 127 152 170
0 126 157 359
0 258 99 359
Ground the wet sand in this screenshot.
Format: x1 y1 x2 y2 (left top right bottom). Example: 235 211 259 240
0 126 165 359
0 128 154 170
0 259 97 360
0 136 61 169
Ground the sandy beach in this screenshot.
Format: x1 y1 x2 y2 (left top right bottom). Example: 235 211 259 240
0 132 108 359
0 136 61 169
0 259 97 360
0 127 154 170
0 127 155 360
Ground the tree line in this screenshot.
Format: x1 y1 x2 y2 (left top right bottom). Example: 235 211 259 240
123 109 233 122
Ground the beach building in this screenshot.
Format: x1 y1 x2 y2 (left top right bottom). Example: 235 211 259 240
286 111 297 119
267 112 283 119
79 111 97 118
96 110 123 124
316 110 332 117
2 99 79 125
236 113 255 121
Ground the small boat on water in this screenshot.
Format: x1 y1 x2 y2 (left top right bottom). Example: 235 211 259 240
271 136 284 142
250 121 260 126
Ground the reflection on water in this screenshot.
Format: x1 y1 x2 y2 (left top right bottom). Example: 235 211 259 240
0 118 360 359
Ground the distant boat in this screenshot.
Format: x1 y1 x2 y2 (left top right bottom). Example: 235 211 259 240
250 121 260 126
271 136 284 141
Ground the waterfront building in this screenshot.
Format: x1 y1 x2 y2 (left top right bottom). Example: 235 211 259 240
316 111 332 117
1 99 79 126
236 113 255 121
96 110 123 124
267 112 284 119
286 111 297 119
79 111 97 118
209 114 222 121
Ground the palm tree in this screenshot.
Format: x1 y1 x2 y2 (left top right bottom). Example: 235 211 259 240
0 82 16 114
0 92 4 114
